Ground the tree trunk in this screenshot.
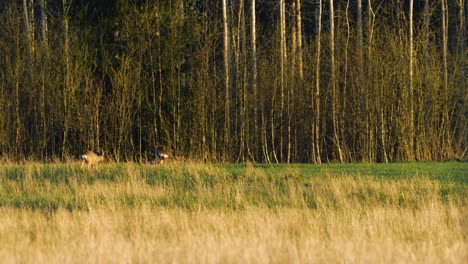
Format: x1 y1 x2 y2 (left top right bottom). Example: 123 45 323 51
296 0 303 80
62 0 71 159
251 0 259 161
279 0 287 162
22 0 31 55
14 33 23 158
441 0 449 157
222 0 231 161
313 0 322 164
330 0 343 162
28 0 35 52
236 0 248 162
343 0 351 161
366 0 376 161
409 0 415 160
357 0 363 65
456 0 466 158
458 0 466 58
40 0 48 159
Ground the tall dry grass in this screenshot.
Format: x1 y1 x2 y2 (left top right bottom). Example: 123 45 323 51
0 162 466 263
0 205 465 263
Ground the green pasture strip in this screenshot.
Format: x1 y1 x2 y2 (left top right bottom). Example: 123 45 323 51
0 162 466 212
225 162 467 183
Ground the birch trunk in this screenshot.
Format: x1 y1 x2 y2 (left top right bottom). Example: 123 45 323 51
343 0 351 161
222 0 231 160
40 0 48 159
296 0 303 80
409 0 415 160
28 0 35 52
357 0 363 65
313 0 322 164
279 0 286 162
330 0 343 162
366 0 376 161
441 0 450 155
251 0 260 161
62 0 71 158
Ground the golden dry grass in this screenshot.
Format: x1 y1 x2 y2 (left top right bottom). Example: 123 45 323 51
0 205 465 263
0 162 466 263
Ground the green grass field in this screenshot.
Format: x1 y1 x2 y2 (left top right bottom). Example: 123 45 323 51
0 162 466 263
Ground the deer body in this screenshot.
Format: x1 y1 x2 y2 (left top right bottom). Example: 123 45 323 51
81 151 104 169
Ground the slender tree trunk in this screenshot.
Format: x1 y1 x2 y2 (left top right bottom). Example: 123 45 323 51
458 0 466 58
40 0 48 159
251 0 259 161
150 1 162 143
441 0 450 156
22 0 31 55
296 0 303 80
241 0 248 162
40 0 48 50
292 1 297 80
354 0 363 161
62 0 70 158
409 0 415 160
156 3 166 143
279 0 287 162
28 0 35 53
330 0 343 162
236 0 248 162
22 0 33 149
456 0 466 157
222 0 231 160
357 0 363 65
201 27 208 161
94 81 101 154
313 0 322 164
424 0 430 54
366 0 376 161
14 32 22 158
343 0 351 161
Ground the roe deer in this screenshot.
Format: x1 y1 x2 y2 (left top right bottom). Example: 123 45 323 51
81 151 104 169
154 146 170 164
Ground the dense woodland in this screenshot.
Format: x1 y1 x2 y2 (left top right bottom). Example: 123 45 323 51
0 0 466 163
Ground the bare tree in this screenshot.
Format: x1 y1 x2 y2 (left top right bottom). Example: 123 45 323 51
22 0 33 95
21 0 31 58
62 0 71 158
457 0 466 57
330 0 343 162
457 0 466 159
251 0 259 161
409 0 415 160
296 0 303 80
235 0 248 162
441 0 450 155
343 0 351 161
357 0 363 65
279 0 287 162
223 0 231 160
157 1 165 146
313 0 322 164
366 0 376 161
40 0 48 159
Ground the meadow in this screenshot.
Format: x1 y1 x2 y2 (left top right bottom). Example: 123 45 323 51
0 162 466 263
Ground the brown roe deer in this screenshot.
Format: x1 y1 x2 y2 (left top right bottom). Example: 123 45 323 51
81 151 104 169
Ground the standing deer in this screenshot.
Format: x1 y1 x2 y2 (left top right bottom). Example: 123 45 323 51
154 146 170 164
81 151 104 169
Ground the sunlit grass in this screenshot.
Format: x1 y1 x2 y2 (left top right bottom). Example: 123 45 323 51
0 162 466 263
